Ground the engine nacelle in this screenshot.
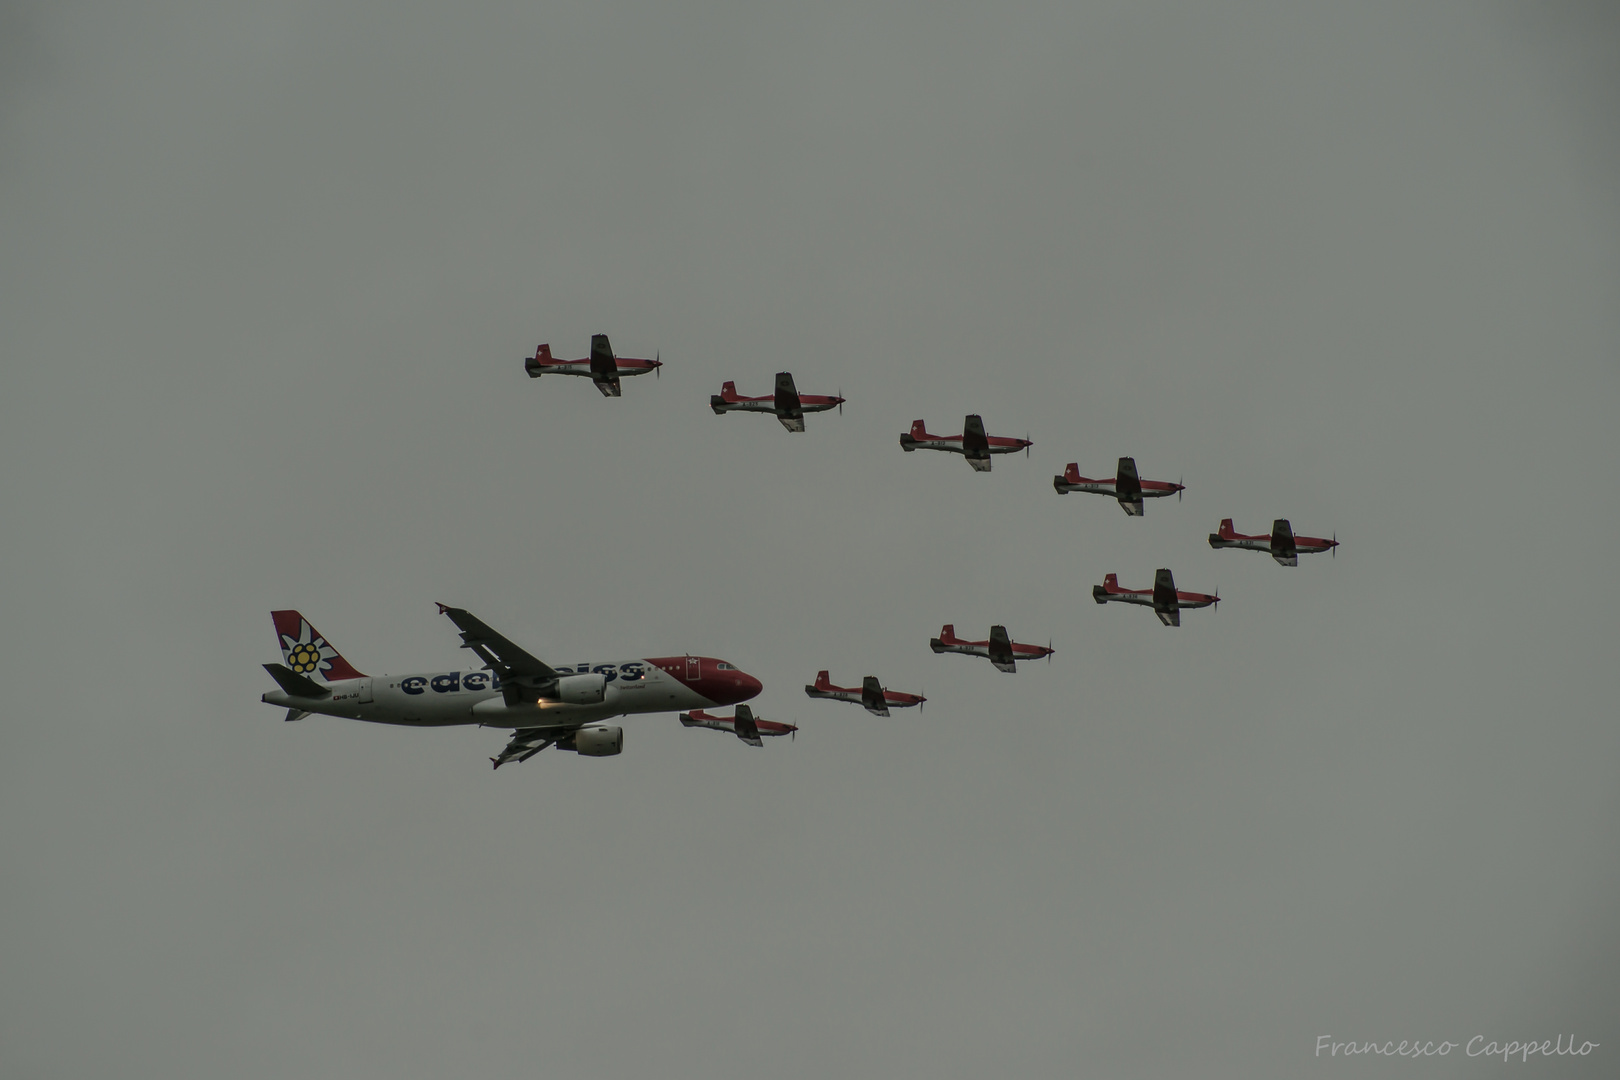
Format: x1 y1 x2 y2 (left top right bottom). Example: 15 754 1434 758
546 673 607 705
569 726 623 757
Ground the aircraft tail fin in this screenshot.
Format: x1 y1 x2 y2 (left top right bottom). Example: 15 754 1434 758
1063 462 1081 483
1218 518 1237 539
720 380 740 402
270 610 366 682
909 420 929 439
813 670 832 691
938 623 959 643
525 343 552 377
1103 573 1121 593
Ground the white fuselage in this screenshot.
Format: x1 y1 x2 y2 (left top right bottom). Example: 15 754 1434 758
263 660 718 730
535 363 643 378
1209 536 1272 553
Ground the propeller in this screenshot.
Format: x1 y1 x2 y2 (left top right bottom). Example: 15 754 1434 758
655 350 660 378
838 386 843 415
1047 637 1053 663
1026 431 1032 459
1178 475 1184 502
1332 531 1337 558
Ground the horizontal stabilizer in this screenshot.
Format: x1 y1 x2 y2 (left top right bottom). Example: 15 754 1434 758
263 663 331 699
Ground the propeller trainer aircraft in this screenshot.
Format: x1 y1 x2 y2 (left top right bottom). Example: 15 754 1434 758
679 705 797 747
1054 457 1183 516
803 671 925 717
524 333 661 397
1093 569 1218 626
929 624 1053 673
709 372 844 432
260 607 762 769
900 415 1031 471
1208 518 1337 566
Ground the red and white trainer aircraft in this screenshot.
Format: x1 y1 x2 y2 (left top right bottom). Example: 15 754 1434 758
929 624 1053 673
524 333 662 397
1208 518 1338 566
709 372 844 432
1054 457 1184 516
679 705 797 747
803 671 925 717
900 415 1032 472
1092 570 1219 627
259 606 762 768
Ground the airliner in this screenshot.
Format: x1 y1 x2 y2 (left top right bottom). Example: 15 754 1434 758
260 606 762 768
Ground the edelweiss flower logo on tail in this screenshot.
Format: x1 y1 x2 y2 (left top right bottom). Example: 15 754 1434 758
270 610 368 682
282 619 339 676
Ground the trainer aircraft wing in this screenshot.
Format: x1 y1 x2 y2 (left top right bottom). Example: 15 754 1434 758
987 625 1016 670
963 414 990 456
1115 457 1145 515
435 604 559 682
732 704 764 747
589 333 622 396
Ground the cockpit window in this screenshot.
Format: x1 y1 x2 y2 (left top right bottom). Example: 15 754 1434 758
717 662 733 670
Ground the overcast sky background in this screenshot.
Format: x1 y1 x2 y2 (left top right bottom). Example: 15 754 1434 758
3 2 1618 1077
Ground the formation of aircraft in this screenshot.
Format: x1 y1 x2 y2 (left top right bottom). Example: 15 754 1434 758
1054 457 1183 516
1208 518 1337 566
1092 570 1219 627
900 415 1031 471
710 372 844 432
260 336 1342 768
260 607 762 768
929 624 1053 673
680 705 798 746
804 671 925 716
524 333 661 397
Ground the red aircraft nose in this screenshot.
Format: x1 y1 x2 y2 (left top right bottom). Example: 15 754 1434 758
700 662 762 706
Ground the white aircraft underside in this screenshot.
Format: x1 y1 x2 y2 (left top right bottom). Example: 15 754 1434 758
263 663 726 730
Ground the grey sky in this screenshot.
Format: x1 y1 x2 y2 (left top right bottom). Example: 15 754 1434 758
2 2 1617 1077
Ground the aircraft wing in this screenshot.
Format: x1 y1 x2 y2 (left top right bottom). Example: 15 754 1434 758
1115 457 1144 514
987 625 1015 667
860 676 890 716
732 704 764 747
435 604 559 682
589 334 615 377
491 728 557 769
1271 519 1298 564
962 414 990 457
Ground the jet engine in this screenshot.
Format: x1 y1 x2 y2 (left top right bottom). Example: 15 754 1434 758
545 673 607 704
567 727 623 757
